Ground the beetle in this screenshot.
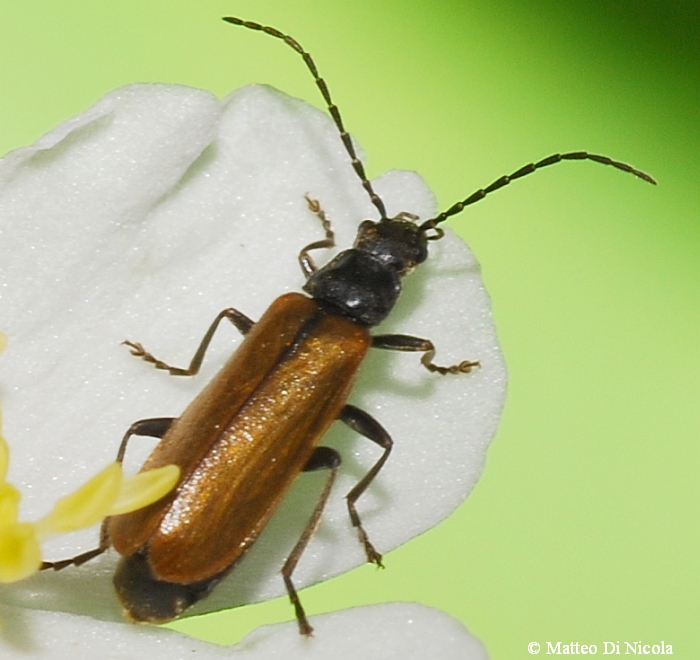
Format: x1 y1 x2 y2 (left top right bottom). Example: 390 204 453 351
40 16 655 636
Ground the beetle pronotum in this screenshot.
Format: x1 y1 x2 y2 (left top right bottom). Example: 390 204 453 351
38 17 655 636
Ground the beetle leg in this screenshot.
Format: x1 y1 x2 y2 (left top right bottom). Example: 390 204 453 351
116 417 175 463
41 417 177 572
302 445 341 473
40 545 108 572
372 333 480 375
282 446 341 636
123 307 255 376
339 404 392 568
298 195 336 277
41 496 118 571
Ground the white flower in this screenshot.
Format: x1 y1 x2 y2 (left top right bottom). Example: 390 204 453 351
0 83 504 658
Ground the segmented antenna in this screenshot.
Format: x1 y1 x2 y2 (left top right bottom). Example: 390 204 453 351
223 17 655 235
222 16 389 220
420 151 656 233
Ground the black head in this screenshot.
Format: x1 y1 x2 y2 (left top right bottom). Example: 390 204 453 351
353 214 431 275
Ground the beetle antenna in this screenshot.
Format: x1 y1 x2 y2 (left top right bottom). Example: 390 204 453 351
419 151 656 233
222 16 389 221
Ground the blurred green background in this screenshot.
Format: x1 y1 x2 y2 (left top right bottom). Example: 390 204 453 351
1 1 697 657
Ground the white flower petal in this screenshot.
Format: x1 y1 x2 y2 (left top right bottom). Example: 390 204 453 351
0 602 487 659
0 84 505 628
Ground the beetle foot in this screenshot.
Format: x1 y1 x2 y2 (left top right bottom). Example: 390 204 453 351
122 340 192 376
41 546 106 571
421 352 481 375
357 527 384 568
297 616 314 637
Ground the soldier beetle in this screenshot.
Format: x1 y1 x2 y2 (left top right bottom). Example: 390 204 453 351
41 17 655 635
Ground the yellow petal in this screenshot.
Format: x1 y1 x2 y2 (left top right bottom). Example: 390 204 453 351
0 522 42 583
109 464 180 516
0 482 21 527
35 463 123 537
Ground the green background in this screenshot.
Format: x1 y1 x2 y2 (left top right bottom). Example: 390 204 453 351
1 1 697 657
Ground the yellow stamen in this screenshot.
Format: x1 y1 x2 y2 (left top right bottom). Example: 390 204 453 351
109 464 180 516
0 522 42 583
34 463 123 538
0 482 21 528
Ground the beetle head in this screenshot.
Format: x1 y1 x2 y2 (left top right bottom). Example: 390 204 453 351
353 214 441 277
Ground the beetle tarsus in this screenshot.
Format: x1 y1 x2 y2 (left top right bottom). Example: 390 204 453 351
298 195 336 277
286 578 315 637
41 545 107 571
357 527 385 568
421 349 481 375
122 340 189 375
